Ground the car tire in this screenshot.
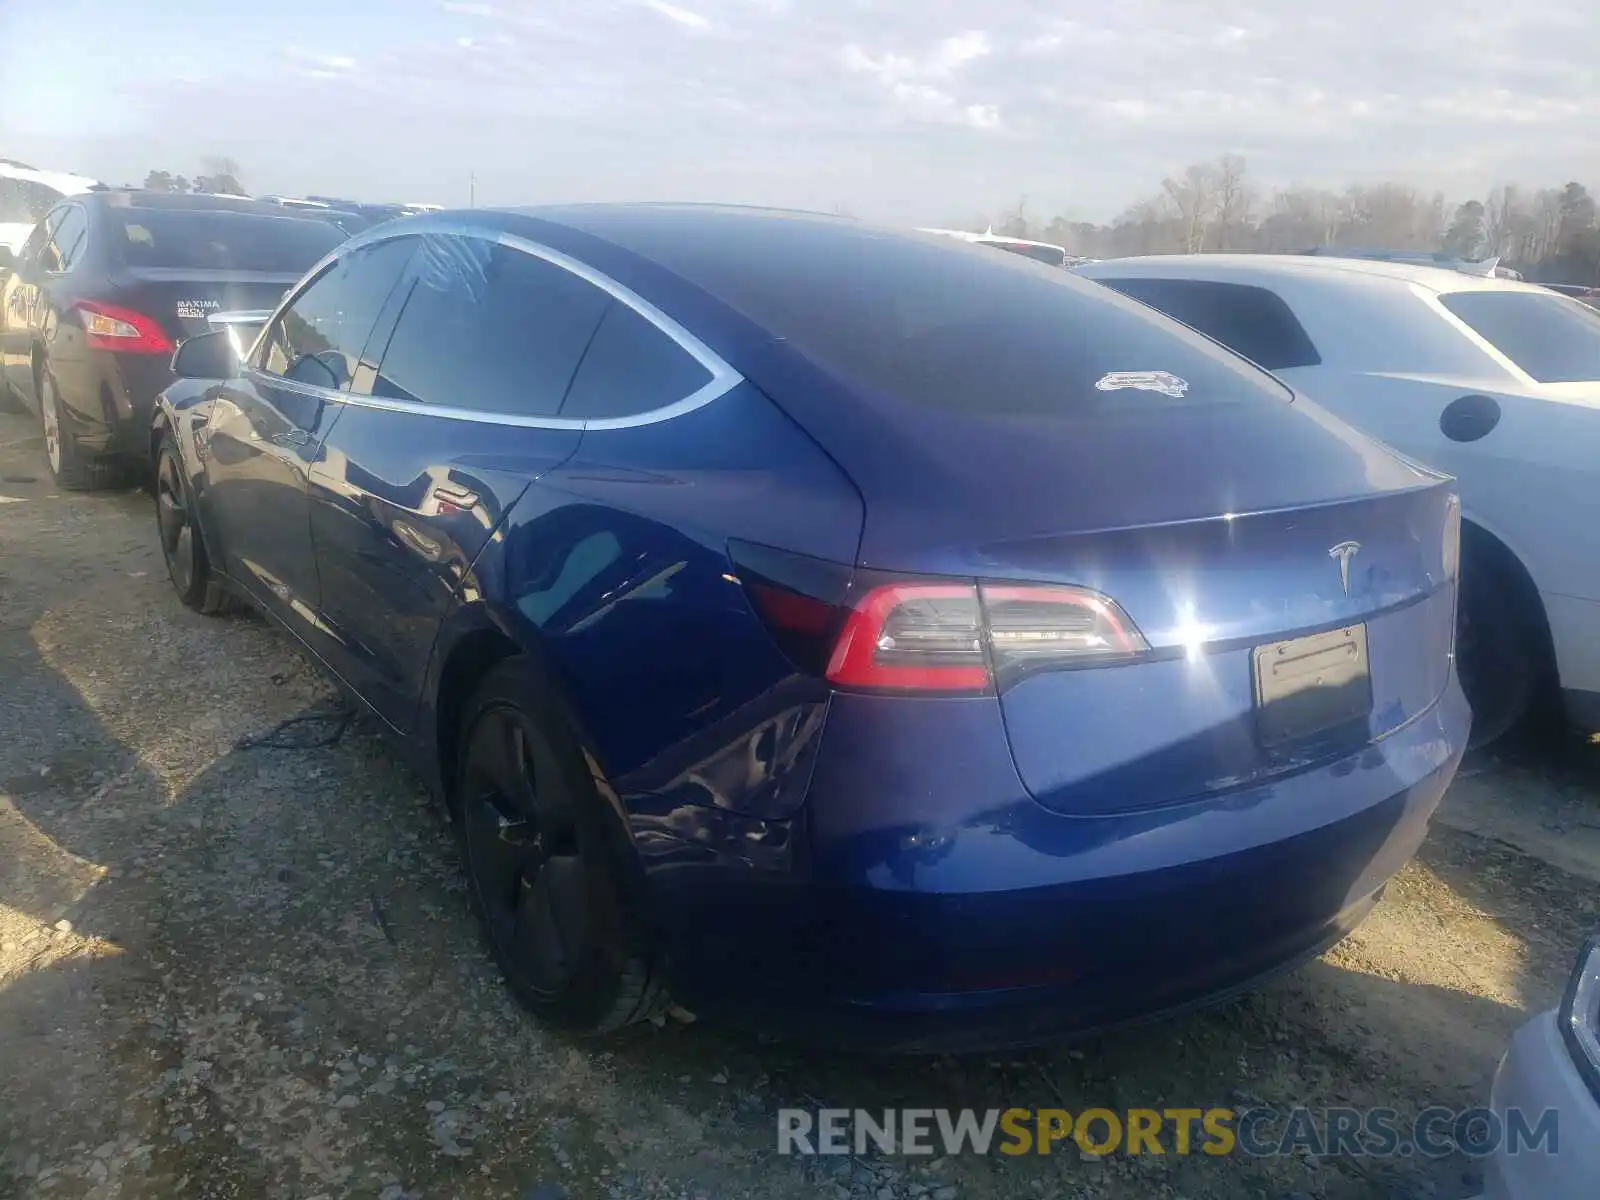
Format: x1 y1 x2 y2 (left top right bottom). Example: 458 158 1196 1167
1456 547 1548 749
454 658 664 1035
155 434 236 615
39 365 122 491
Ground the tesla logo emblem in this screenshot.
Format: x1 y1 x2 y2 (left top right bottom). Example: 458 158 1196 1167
1329 541 1361 596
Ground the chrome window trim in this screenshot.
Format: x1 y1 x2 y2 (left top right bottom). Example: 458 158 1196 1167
248 222 743 431
241 367 344 404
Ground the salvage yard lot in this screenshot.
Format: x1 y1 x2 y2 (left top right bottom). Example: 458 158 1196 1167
2 406 1599 1200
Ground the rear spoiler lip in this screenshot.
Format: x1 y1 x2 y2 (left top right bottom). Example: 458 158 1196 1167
205 309 275 328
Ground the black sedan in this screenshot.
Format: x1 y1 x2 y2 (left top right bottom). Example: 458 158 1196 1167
0 190 346 489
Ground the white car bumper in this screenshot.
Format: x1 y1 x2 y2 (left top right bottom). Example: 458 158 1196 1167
1543 591 1600 726
1483 1010 1600 1199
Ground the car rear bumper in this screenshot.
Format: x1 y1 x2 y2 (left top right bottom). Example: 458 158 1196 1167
1544 591 1600 725
649 673 1468 1052
49 349 173 460
1483 1010 1600 1199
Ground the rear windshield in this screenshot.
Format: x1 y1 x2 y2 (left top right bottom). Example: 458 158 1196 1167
1439 290 1600 384
111 209 345 272
602 216 1291 414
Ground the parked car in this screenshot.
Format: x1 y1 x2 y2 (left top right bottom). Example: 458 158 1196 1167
1294 246 1503 278
259 195 331 211
1077 253 1600 746
306 196 410 226
152 207 1466 1048
258 195 369 236
1482 930 1600 1198
1544 283 1600 311
0 190 345 488
917 226 1082 268
0 162 99 257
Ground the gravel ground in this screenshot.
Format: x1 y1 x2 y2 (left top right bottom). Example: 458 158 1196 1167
3 405 1599 1200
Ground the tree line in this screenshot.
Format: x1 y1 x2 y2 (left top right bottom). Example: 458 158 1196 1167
140 156 247 198
961 157 1600 285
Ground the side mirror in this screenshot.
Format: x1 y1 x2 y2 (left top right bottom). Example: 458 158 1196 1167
171 329 240 380
0 246 15 274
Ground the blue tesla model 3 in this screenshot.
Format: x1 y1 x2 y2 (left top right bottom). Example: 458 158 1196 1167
151 205 1468 1051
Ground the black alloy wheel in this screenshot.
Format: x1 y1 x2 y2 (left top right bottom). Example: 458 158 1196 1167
460 705 589 1001
454 661 662 1034
155 437 233 614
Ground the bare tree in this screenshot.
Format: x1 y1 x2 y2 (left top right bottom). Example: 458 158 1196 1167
1419 191 1449 249
1530 189 1564 261
997 195 1031 239
196 155 246 196
1484 184 1520 257
1315 189 1351 246
1210 154 1253 250
1347 184 1430 249
1110 193 1179 255
1163 163 1217 253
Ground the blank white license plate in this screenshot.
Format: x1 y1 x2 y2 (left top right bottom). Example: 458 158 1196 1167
1252 623 1372 747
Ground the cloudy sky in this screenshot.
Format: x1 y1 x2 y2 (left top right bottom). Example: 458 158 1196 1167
2 0 1595 222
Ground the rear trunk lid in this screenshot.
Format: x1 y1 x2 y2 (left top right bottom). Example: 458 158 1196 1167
976 483 1458 813
749 347 1460 812
110 267 299 343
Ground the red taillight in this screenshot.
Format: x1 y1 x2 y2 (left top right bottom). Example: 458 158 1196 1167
72 300 174 354
823 580 1148 694
729 542 1149 695
826 583 991 692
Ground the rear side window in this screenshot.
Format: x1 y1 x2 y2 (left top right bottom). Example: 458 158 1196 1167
40 206 88 273
560 302 713 420
1439 291 1600 384
0 177 62 225
256 237 417 391
589 215 1291 416
111 210 344 272
20 212 60 264
1098 278 1321 370
371 236 612 417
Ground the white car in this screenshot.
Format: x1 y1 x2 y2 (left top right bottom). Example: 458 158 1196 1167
1482 931 1600 1198
1076 253 1600 744
0 162 99 256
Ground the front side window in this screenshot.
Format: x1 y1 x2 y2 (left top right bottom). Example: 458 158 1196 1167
255 237 417 391
0 178 63 225
1098 278 1322 371
370 236 613 418
1439 290 1600 384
